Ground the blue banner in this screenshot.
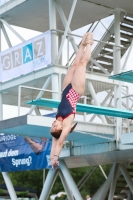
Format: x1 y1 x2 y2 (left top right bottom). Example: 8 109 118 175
0 134 52 172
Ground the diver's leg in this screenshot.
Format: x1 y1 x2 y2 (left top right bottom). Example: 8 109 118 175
62 33 89 91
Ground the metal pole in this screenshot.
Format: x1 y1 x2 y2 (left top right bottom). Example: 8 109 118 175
0 92 17 199
49 0 60 101
59 170 74 200
1 23 12 47
60 160 83 200
122 39 133 71
108 163 119 200
99 165 107 179
57 0 77 62
84 96 87 121
0 92 3 120
39 169 59 200
0 19 25 42
113 9 122 143
28 76 51 114
119 164 133 194
55 0 78 53
18 85 21 116
91 164 116 200
88 81 107 124
49 0 57 64
89 89 113 122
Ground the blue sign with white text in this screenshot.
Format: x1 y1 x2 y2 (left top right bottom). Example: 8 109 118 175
0 134 52 172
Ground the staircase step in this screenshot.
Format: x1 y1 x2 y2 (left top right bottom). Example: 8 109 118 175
96 56 113 64
117 181 126 184
120 32 133 40
122 17 133 26
92 62 113 72
126 168 133 172
120 24 133 34
100 49 125 57
109 37 130 46
100 49 113 57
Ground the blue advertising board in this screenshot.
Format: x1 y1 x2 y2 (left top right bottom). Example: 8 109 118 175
0 134 52 172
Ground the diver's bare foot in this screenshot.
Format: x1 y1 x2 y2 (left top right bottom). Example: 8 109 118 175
81 32 89 46
85 32 94 46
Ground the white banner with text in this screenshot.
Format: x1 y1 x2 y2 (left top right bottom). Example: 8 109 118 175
0 30 51 82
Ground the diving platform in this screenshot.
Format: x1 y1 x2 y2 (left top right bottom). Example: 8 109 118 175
109 70 133 83
0 115 118 146
0 114 133 168
26 98 133 119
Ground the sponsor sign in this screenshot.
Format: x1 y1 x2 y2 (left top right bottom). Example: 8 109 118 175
0 134 52 172
0 30 51 82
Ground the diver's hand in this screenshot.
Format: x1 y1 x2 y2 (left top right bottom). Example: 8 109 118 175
52 159 59 170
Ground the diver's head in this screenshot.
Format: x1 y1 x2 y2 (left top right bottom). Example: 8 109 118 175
50 119 63 139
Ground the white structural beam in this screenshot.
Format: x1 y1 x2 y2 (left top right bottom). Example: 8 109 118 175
0 21 2 51
49 1 60 101
1 23 12 47
57 0 77 63
59 170 74 200
108 163 119 200
60 160 83 200
28 76 51 115
88 81 107 124
55 0 78 53
119 164 133 194
0 0 27 15
39 169 59 200
90 57 110 75
112 9 122 143
35 107 41 116
89 89 113 122
122 39 133 71
55 0 109 75
99 165 107 179
49 0 57 64
91 164 116 200
0 19 25 42
0 90 17 199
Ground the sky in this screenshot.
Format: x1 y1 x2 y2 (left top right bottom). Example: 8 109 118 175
1 14 133 122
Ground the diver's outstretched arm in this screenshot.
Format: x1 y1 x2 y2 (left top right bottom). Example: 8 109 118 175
50 137 58 165
52 125 71 168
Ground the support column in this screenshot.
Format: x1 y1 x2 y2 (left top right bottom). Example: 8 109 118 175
49 0 57 64
49 0 60 100
0 22 2 52
59 170 74 200
119 164 133 194
112 9 123 143
108 163 119 200
0 92 17 200
127 192 132 200
0 91 3 120
39 169 59 200
91 164 116 200
60 160 83 200
1 23 12 48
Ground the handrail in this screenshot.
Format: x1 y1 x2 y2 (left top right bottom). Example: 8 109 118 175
18 85 61 116
51 29 127 49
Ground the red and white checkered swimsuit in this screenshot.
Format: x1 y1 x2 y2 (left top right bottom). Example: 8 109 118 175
66 87 80 114
56 83 81 120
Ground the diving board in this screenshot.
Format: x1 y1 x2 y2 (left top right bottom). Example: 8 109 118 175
109 70 133 83
26 98 133 119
